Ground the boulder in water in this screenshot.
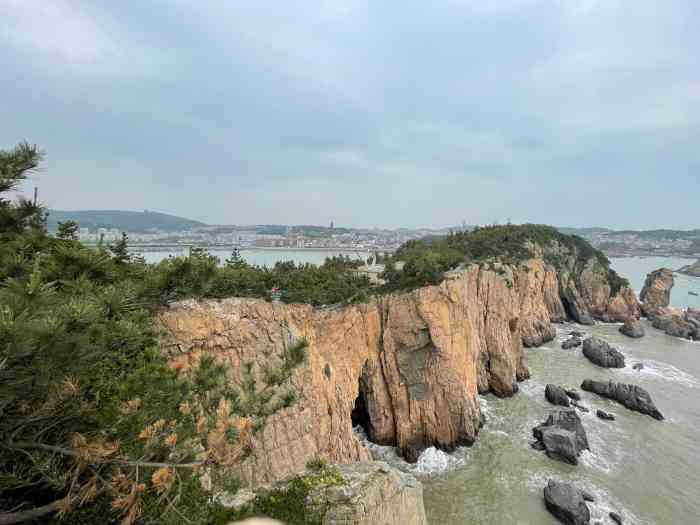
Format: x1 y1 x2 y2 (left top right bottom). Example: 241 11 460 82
533 409 589 465
545 384 571 407
582 337 625 368
569 330 585 338
581 380 663 420
562 337 582 349
609 511 624 525
619 318 645 338
543 480 591 525
632 362 644 371
596 409 615 421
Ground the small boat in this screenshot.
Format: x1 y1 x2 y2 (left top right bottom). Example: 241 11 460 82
689 291 699 297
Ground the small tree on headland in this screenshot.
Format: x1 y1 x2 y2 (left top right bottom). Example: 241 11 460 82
225 247 247 269
109 232 131 265
56 220 79 240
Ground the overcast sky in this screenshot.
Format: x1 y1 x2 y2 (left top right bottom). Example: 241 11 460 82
1 1 698 229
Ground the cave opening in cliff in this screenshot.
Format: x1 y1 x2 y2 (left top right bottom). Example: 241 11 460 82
351 385 371 437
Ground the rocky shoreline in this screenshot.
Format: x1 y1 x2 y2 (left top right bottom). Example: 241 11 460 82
161 250 693 524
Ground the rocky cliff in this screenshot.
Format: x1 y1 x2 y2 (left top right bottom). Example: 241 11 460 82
640 268 674 317
678 259 700 277
159 253 637 486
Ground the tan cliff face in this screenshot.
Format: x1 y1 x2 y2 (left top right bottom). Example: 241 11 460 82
158 259 637 486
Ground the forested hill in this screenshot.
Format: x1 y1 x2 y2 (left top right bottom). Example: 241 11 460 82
48 209 207 232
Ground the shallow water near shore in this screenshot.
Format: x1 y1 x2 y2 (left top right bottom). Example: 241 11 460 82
363 321 700 524
423 321 700 524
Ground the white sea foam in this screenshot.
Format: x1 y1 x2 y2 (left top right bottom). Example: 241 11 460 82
619 357 700 388
352 426 466 476
412 447 466 474
526 471 646 525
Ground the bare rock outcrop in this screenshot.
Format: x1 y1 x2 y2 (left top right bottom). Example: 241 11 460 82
544 480 591 525
582 337 625 368
581 380 663 420
159 252 636 485
532 409 589 465
651 307 700 341
225 462 427 525
159 265 537 485
640 268 674 317
619 318 645 338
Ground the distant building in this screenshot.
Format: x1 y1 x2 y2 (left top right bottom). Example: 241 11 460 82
350 262 405 285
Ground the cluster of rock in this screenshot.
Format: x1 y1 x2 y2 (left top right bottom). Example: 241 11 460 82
640 268 700 340
531 408 589 465
581 337 625 368
561 332 583 349
581 380 664 420
650 307 700 340
544 480 624 525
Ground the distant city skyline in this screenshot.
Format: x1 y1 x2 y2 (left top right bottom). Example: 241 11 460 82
3 1 699 230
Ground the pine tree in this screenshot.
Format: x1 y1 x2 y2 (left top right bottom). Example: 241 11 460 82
56 220 79 240
109 232 131 264
224 247 247 269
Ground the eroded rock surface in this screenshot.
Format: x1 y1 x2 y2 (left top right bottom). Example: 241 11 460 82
619 318 645 338
544 480 591 525
640 268 674 317
581 380 663 420
225 462 427 525
159 256 636 485
545 384 571 407
532 409 589 465
582 337 625 368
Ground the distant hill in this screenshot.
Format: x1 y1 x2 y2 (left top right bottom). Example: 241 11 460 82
47 210 207 233
557 227 612 236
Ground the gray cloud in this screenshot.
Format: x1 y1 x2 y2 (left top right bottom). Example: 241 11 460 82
1 0 698 228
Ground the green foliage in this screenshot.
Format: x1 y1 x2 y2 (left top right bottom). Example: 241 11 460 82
209 464 344 525
383 224 625 294
56 220 79 240
0 142 307 525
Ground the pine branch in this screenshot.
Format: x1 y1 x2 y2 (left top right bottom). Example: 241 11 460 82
0 498 66 524
5 442 203 470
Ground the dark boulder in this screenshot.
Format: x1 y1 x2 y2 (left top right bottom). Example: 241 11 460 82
565 389 581 401
533 409 589 465
530 440 546 451
596 409 615 421
609 511 624 525
581 491 595 503
632 362 644 371
546 384 571 407
562 337 583 350
543 480 591 525
581 380 663 420
582 337 625 368
619 318 645 338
